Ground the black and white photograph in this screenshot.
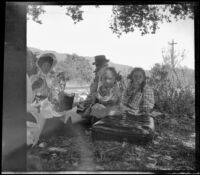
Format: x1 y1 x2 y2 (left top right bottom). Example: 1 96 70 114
2 2 199 173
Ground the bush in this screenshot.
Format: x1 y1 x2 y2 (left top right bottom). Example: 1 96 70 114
148 64 195 117
55 54 94 84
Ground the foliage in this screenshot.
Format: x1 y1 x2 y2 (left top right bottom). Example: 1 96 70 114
27 45 195 117
55 54 94 84
27 50 39 76
148 40 195 117
27 4 194 37
27 63 195 171
27 5 46 24
65 5 83 24
148 63 195 117
110 4 194 37
28 47 134 85
162 46 186 69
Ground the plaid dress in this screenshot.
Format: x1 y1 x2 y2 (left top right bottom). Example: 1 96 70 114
122 83 154 113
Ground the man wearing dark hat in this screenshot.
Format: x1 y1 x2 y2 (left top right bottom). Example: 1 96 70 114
90 55 109 95
77 55 109 113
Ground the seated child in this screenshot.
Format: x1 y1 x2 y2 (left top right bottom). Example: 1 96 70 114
86 67 122 119
63 67 122 124
121 67 155 115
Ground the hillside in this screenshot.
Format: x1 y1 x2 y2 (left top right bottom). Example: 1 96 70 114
28 47 135 85
28 47 194 88
28 47 133 74
28 47 69 62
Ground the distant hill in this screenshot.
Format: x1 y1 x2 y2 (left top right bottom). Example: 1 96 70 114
28 47 193 88
28 47 134 76
28 47 68 62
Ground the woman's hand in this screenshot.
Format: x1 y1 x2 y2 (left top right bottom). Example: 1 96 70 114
120 104 138 115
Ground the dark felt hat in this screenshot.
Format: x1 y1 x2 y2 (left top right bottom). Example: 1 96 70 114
92 55 109 66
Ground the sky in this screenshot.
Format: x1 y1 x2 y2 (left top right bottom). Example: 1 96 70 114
27 5 194 70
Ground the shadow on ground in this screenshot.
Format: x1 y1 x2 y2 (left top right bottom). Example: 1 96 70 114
27 115 196 172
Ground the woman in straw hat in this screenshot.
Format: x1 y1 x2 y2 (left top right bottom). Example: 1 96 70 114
27 52 60 146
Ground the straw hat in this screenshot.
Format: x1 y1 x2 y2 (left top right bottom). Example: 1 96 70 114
36 53 57 74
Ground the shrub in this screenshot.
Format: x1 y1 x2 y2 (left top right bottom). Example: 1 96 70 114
55 55 94 84
148 63 195 117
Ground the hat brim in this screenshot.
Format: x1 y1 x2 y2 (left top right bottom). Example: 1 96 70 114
37 53 57 73
92 59 109 65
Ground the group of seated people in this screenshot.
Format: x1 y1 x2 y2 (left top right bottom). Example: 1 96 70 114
27 50 155 147
73 55 155 123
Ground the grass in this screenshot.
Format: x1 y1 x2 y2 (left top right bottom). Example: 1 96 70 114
27 84 196 172
27 113 196 172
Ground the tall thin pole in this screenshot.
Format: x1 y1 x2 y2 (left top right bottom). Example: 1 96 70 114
168 39 182 87
168 39 177 68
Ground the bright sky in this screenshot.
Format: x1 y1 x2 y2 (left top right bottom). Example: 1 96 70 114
27 5 194 70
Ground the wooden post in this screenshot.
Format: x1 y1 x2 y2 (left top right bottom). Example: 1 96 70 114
3 2 27 171
168 39 177 69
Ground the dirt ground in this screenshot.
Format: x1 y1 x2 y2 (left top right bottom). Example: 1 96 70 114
27 113 196 172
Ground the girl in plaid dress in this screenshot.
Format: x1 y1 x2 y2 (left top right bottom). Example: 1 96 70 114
121 67 155 115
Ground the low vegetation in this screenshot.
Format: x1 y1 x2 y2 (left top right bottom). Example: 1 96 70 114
27 48 195 172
